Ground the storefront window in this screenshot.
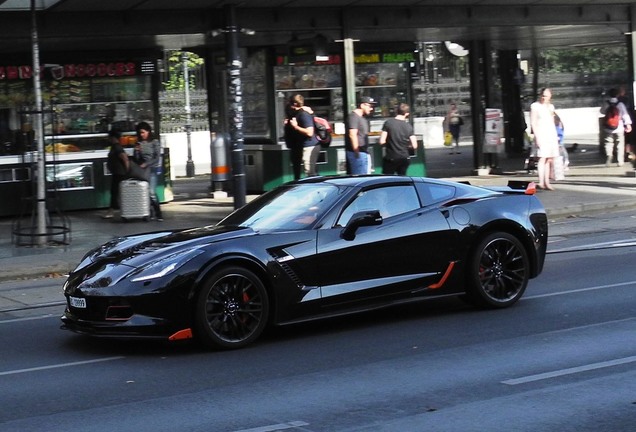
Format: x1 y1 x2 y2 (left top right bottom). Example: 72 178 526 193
274 51 413 142
0 59 157 155
46 162 94 190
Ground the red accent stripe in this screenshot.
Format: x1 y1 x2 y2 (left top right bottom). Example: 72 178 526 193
168 328 193 341
427 261 456 289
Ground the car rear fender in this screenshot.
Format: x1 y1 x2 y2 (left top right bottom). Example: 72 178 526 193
467 219 543 278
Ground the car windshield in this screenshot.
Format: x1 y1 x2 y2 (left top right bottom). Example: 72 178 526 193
221 183 344 231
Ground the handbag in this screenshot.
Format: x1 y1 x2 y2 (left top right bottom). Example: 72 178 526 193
127 161 150 182
444 131 453 146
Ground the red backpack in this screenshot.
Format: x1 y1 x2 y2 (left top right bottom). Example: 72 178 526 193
604 102 620 129
313 116 332 148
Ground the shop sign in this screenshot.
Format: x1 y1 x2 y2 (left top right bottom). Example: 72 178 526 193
381 52 416 63
289 42 316 64
0 65 33 80
0 62 138 80
277 52 416 66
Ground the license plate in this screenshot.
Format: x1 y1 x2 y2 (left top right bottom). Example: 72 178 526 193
69 296 86 309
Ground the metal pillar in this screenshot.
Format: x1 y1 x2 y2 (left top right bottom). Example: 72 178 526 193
182 52 195 177
31 0 46 246
343 38 357 113
224 4 246 209
469 40 486 170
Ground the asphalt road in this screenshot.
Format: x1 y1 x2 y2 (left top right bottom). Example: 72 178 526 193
1 216 635 432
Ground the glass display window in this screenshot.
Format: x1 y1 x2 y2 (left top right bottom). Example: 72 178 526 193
355 62 409 121
242 49 270 139
0 167 30 183
44 100 153 137
46 162 94 190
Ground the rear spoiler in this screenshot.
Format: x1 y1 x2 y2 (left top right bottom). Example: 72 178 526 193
461 180 537 195
507 181 537 195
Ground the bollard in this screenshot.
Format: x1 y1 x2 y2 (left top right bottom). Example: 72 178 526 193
210 132 229 195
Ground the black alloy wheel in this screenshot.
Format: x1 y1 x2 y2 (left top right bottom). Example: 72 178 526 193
466 232 529 308
195 266 269 349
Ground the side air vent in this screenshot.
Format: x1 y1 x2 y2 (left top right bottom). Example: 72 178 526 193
269 249 305 289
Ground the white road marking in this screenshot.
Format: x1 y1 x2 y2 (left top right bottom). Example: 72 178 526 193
525 280 636 300
0 314 57 324
502 356 636 385
233 421 310 432
0 357 125 377
549 240 636 253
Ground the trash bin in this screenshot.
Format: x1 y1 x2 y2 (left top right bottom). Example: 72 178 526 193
244 144 293 193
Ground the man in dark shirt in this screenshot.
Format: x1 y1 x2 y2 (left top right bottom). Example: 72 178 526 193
285 94 319 180
103 130 130 219
346 96 376 174
379 103 417 175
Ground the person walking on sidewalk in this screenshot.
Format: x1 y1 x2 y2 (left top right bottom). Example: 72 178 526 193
379 103 417 175
133 121 163 221
600 88 632 167
530 88 560 190
445 102 463 154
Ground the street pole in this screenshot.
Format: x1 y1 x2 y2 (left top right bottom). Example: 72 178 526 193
182 52 195 177
31 0 46 246
224 4 246 209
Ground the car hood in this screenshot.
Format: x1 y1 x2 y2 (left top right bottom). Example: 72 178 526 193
74 224 255 273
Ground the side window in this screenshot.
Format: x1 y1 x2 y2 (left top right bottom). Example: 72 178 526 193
415 183 455 206
337 185 420 226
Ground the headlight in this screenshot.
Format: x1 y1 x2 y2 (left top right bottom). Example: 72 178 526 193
130 249 205 282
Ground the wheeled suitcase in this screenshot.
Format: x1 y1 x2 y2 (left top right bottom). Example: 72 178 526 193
120 179 150 221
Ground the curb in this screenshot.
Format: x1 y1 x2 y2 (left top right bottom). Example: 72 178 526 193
545 198 636 219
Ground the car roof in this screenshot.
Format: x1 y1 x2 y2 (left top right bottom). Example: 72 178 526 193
291 175 504 200
294 174 476 190
294 175 415 188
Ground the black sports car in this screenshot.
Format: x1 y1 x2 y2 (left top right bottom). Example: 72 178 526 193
61 175 547 349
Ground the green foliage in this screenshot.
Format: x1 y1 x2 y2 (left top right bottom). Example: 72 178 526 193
541 46 628 74
163 50 204 90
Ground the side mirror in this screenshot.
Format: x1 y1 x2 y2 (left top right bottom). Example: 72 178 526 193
341 210 383 241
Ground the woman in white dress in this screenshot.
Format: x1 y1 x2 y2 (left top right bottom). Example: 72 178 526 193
530 88 560 190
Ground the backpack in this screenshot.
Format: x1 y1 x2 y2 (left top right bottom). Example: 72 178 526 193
604 102 620 129
313 116 332 148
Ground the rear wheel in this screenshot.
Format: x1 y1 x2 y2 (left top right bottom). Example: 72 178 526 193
465 232 529 308
194 266 269 349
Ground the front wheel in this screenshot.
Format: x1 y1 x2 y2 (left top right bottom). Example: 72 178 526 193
465 232 529 308
194 266 269 349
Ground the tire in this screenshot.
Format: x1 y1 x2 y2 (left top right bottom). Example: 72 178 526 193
465 232 529 308
194 266 269 349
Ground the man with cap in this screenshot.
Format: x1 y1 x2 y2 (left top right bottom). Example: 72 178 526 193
346 96 376 174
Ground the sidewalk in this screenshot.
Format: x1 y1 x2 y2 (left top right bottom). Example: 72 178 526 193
1 140 636 310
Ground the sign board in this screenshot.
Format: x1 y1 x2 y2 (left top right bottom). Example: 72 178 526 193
484 108 503 153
